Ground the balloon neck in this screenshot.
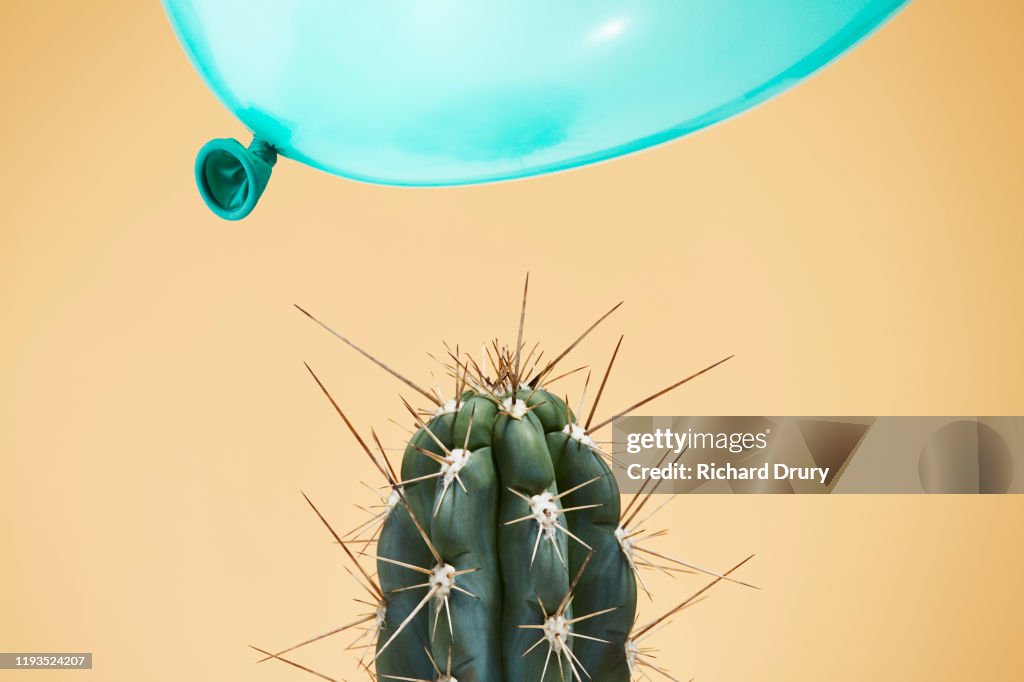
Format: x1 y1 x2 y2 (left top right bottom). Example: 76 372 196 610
194 136 278 220
247 137 278 167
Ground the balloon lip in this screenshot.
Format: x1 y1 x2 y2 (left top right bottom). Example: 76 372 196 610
194 138 262 220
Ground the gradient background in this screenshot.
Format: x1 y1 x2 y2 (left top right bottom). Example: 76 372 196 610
2 2 1023 680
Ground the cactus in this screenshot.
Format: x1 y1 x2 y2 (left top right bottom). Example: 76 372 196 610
256 278 754 682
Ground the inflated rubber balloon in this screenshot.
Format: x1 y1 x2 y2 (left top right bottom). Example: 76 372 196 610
164 1 907 219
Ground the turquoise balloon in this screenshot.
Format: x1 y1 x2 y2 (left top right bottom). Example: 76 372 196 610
164 1 906 217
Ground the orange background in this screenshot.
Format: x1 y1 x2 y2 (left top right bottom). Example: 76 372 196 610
2 1 1023 680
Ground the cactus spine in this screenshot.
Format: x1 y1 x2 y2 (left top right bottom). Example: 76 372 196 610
261 280 753 682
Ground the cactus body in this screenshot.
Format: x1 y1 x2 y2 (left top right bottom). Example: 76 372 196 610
376 389 635 682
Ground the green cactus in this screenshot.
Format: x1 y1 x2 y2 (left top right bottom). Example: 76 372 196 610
259 279 754 682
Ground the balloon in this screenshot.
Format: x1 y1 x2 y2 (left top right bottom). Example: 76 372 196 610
163 1 906 219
